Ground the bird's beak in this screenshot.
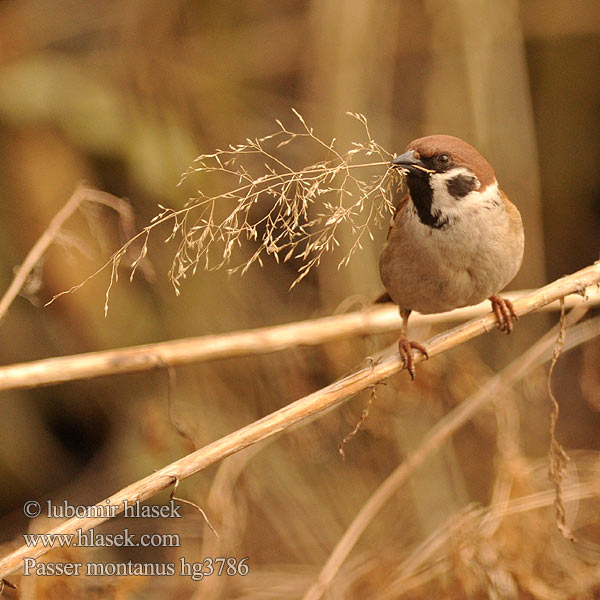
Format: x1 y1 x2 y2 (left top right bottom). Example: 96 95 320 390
391 150 434 174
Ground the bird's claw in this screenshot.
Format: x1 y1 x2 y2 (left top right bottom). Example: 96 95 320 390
398 339 429 381
489 295 518 334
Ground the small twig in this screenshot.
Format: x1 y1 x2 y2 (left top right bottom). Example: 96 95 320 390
0 263 599 579
547 299 573 539
157 358 197 448
0 185 138 322
169 477 219 538
338 386 377 460
0 578 17 594
0 185 85 321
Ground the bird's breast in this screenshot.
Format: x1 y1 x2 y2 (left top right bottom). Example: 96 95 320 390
379 195 523 314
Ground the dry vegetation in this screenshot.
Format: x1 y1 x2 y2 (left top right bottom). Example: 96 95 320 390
0 2 600 600
49 110 398 314
1 129 600 598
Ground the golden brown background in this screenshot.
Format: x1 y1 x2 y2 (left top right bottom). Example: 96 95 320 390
0 1 599 598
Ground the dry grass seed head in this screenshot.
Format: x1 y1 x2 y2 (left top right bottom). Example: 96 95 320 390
47 112 399 309
164 110 396 293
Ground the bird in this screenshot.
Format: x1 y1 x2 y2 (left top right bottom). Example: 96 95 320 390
378 134 524 380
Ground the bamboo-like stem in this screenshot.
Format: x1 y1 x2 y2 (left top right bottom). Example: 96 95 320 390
0 261 599 579
0 286 598 392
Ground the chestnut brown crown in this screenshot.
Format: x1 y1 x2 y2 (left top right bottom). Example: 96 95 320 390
407 134 496 188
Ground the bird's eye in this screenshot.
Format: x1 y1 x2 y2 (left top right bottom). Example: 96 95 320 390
437 153 450 164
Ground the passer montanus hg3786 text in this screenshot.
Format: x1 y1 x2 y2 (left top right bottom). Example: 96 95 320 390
378 134 524 379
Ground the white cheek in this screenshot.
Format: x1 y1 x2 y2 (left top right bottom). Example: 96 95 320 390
429 169 497 217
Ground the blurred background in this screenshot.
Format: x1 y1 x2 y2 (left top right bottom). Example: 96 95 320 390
0 1 599 598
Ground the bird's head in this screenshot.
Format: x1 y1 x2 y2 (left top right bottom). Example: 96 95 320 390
391 135 499 229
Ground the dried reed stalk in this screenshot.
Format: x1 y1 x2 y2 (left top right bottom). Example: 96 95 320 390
1 286 598 392
0 261 599 580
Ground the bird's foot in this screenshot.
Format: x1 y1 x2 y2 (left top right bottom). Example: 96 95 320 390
489 295 518 334
398 338 429 381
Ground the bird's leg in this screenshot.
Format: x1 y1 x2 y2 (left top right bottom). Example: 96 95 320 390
489 295 518 334
398 308 429 381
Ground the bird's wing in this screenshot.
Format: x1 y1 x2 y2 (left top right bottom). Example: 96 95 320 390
500 190 523 235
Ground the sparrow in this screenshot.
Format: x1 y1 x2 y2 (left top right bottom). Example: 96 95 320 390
378 134 524 379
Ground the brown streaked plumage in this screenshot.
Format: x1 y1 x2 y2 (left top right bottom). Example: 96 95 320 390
379 135 524 379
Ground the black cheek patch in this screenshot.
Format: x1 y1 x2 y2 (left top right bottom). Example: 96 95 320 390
446 174 478 198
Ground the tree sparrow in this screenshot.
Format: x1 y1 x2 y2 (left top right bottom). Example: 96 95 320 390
379 134 524 379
